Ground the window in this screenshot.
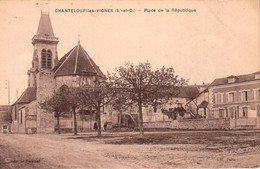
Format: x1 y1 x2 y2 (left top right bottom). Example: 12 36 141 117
177 103 182 108
41 49 46 68
242 107 248 117
20 111 23 124
242 91 248 101
60 85 69 96
258 90 260 100
41 49 52 69
216 94 222 103
225 109 229 118
257 105 260 117
219 109 224 118
229 93 234 102
228 77 236 83
3 125 7 129
47 50 52 69
203 108 206 118
15 106 17 120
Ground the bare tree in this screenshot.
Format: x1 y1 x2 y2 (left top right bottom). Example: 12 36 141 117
111 89 135 129
79 78 115 137
108 62 187 137
67 87 82 135
39 92 70 134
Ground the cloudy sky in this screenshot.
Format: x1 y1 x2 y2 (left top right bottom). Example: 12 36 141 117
0 0 259 105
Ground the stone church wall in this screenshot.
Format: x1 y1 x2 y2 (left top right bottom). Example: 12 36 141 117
36 69 56 133
55 75 96 89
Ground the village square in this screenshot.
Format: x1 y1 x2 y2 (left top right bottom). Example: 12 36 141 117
0 1 260 168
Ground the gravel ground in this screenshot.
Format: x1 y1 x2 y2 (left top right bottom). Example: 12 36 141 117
0 130 260 168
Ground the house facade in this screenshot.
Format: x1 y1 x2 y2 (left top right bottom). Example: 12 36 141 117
207 72 260 128
0 105 11 133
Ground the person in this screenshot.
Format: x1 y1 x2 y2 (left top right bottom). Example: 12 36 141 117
94 122 97 130
103 122 107 131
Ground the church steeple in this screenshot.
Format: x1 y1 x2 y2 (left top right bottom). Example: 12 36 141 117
32 12 58 45
31 12 59 70
28 12 59 87
36 12 54 37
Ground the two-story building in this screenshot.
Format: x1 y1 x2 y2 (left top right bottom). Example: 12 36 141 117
208 71 260 128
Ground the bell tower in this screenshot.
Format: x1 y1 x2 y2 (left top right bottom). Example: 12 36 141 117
28 12 59 87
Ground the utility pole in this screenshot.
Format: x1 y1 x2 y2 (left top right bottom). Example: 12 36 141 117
5 79 10 132
5 80 10 105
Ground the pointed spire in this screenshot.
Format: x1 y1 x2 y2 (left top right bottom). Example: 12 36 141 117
36 12 54 37
78 34 80 44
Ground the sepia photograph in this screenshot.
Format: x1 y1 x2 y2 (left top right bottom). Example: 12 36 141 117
0 0 259 168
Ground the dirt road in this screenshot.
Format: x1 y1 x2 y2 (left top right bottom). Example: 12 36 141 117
0 130 259 168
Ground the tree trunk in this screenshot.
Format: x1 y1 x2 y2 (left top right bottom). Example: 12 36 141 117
138 98 144 137
73 108 78 135
57 114 61 134
96 107 102 137
118 111 122 129
82 118 84 132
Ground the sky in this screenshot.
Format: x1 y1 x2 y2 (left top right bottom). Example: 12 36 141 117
0 0 259 105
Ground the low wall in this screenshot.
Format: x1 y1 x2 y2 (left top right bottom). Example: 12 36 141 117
257 118 260 128
143 121 172 128
236 118 257 126
177 118 230 130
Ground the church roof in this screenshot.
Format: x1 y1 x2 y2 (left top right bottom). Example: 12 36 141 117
36 12 54 37
14 87 36 105
54 42 105 77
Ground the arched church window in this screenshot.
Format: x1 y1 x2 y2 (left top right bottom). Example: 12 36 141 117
47 50 52 69
41 49 47 68
60 85 69 96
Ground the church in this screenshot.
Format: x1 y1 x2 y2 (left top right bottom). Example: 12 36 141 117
11 12 106 133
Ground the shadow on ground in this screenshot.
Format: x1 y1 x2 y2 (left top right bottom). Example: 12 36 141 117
66 130 260 148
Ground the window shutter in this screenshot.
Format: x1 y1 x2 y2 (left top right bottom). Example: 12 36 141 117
237 91 241 101
251 90 254 100
234 92 237 102
223 93 227 103
247 91 251 101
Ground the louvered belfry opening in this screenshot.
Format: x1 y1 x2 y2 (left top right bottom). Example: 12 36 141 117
41 49 52 69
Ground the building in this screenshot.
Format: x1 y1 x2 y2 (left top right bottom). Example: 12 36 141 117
11 12 105 133
138 85 206 128
160 72 260 130
185 87 209 119
207 71 260 128
0 105 11 133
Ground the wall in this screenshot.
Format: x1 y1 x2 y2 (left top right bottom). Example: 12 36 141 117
25 101 37 133
143 121 172 128
0 107 11 133
177 118 230 130
236 118 257 126
36 69 56 133
36 69 55 102
37 109 55 133
55 75 96 89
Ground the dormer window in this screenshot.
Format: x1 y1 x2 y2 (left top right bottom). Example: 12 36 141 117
227 76 237 83
254 72 260 79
